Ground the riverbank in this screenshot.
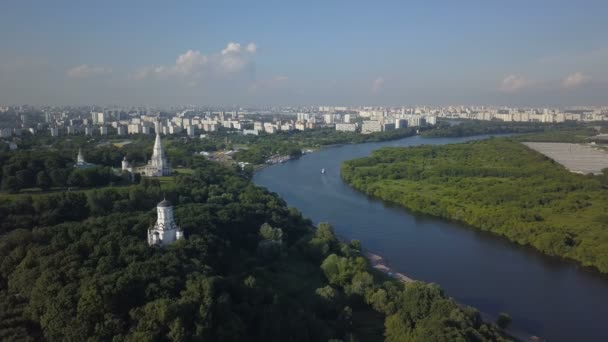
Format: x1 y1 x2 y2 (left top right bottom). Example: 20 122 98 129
363 250 415 283
341 138 608 274
361 248 545 342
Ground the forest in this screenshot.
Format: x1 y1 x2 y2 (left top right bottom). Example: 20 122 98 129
0 156 509 341
421 120 594 138
341 138 608 273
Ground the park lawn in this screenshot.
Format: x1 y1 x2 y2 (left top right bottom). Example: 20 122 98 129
174 167 194 174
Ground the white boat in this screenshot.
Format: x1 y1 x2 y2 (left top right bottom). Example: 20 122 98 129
321 168 326 174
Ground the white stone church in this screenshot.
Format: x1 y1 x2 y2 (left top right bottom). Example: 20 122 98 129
148 199 184 246
140 132 171 177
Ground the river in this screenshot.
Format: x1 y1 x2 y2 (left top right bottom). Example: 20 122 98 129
253 134 608 342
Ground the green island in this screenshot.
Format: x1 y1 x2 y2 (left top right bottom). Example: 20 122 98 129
0 134 509 341
341 137 608 273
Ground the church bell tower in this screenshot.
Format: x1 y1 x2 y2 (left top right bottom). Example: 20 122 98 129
148 199 184 246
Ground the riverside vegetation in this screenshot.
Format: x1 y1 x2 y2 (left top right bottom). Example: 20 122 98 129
0 154 509 340
341 138 608 273
421 120 600 139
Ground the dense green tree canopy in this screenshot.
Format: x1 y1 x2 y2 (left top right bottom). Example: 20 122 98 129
0 156 508 341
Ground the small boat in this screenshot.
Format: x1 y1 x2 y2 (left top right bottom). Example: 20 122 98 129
321 168 326 174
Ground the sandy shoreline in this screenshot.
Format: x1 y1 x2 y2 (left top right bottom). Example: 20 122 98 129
363 250 416 283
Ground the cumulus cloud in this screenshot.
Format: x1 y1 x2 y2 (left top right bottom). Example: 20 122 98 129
499 74 528 92
371 77 384 93
134 42 257 82
562 72 590 88
222 42 242 55
67 64 112 78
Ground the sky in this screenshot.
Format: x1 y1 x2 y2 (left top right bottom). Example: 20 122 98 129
0 0 607 106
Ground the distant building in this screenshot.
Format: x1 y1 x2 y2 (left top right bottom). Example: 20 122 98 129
140 132 171 177
50 127 60 137
335 123 357 132
280 123 294 131
128 124 141 134
67 126 78 135
381 122 395 131
121 156 133 173
169 125 182 134
243 129 259 135
148 199 184 246
395 119 408 129
361 120 382 134
186 125 196 136
407 116 421 127
74 148 95 169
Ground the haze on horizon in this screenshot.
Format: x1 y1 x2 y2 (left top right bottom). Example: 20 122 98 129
0 0 606 107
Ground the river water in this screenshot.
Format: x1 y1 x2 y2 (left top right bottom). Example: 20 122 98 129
253 135 608 342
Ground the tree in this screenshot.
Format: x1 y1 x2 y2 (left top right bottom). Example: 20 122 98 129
1 176 20 193
259 223 283 242
496 312 511 330
49 169 68 187
15 170 33 189
36 171 51 189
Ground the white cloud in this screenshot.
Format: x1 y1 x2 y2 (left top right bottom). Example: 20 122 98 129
246 43 257 53
372 77 384 93
499 74 528 92
222 42 242 55
134 42 257 83
562 72 590 88
67 64 111 78
174 50 208 74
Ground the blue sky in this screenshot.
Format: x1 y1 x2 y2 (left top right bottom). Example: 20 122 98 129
0 0 607 106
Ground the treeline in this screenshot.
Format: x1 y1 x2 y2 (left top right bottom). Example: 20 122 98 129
0 178 164 235
0 149 131 193
232 128 417 165
0 135 205 193
512 127 599 143
342 138 608 273
0 157 508 341
421 120 586 138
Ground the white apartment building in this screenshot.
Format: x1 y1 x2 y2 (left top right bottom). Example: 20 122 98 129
128 124 142 134
361 120 382 134
335 123 357 132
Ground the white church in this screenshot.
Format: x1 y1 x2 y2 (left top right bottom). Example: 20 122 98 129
119 120 171 177
140 131 171 177
148 199 184 246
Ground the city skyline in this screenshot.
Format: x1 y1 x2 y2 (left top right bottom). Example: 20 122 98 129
1 1 607 106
